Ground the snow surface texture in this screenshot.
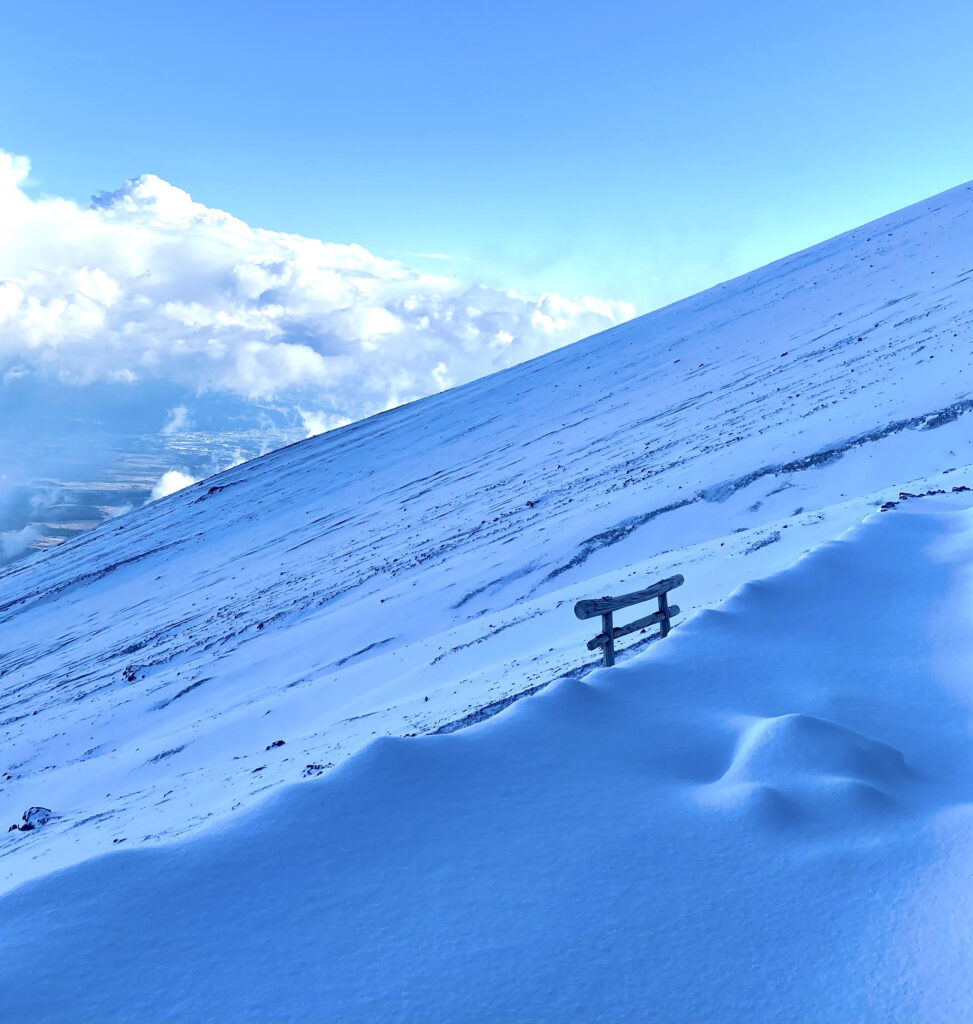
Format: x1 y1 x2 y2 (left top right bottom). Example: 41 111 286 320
4 499 973 1021
0 180 972 903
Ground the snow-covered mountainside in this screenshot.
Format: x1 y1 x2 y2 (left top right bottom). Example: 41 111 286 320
1 180 972 905
6 497 973 1021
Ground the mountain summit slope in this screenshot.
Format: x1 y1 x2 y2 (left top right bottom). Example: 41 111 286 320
1 180 972 892
5 498 973 1021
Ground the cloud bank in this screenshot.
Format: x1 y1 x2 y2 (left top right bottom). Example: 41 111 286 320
0 150 635 425
0 148 636 563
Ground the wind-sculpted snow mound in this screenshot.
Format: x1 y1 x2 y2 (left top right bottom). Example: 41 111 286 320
702 713 912 823
725 713 910 787
4 498 973 1022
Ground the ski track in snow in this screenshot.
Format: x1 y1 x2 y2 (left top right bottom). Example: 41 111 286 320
0 180 972 897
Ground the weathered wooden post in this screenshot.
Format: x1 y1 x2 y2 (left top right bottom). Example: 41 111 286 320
658 591 670 638
601 612 615 667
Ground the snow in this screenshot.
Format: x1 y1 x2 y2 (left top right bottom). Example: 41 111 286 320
0 180 972 898
4 497 973 1021
0 177 972 1016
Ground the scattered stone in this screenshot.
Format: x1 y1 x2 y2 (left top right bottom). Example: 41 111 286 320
265 739 285 750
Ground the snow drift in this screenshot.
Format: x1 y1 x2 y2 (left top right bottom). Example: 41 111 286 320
4 499 973 1021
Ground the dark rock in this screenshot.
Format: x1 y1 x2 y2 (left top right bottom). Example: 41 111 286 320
21 807 56 828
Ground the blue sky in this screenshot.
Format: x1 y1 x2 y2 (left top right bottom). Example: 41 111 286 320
3 0 971 312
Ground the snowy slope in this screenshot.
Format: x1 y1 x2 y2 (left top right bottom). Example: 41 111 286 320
1 180 972 899
4 497 973 1021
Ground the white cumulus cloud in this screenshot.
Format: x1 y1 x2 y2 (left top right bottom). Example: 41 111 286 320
150 470 198 501
298 409 351 438
0 523 41 560
0 150 636 424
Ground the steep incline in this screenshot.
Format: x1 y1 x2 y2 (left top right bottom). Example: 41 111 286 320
1 180 972 891
5 498 973 1021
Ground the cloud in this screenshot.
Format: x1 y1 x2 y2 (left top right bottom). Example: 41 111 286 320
162 405 191 434
1 523 41 560
298 409 351 438
400 252 460 261
0 148 639 565
150 470 198 501
0 149 635 426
